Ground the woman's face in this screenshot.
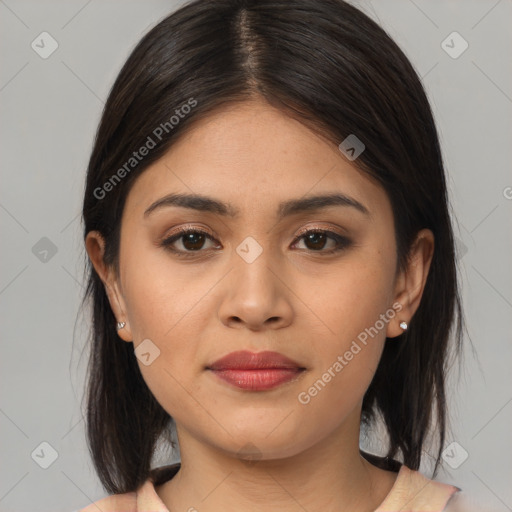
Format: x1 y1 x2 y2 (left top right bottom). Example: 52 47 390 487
87 99 426 461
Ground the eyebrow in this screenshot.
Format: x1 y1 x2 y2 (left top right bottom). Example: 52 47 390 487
143 192 371 219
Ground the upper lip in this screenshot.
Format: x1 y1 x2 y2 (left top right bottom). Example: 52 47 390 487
207 350 304 371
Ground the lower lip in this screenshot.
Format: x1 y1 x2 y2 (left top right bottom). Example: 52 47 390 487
209 368 303 390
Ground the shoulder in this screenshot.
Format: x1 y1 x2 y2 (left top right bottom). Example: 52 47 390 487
375 465 461 512
75 464 179 512
77 490 137 512
76 479 170 512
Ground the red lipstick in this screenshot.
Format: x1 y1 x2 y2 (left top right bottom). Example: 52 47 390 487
207 350 305 391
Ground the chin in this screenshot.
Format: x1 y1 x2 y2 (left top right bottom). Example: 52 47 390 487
214 417 313 460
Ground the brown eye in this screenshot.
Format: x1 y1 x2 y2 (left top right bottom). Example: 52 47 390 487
160 227 351 258
160 228 219 255
180 231 208 251
302 231 329 251
292 229 351 254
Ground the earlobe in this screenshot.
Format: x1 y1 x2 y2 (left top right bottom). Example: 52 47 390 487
114 317 133 343
104 281 133 342
385 296 409 339
386 228 434 339
85 230 133 342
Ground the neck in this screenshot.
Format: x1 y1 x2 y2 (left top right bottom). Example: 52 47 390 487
156 413 398 512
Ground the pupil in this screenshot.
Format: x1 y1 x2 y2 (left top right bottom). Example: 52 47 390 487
183 233 205 250
306 232 326 250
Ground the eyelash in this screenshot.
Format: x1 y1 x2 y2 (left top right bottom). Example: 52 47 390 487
159 226 352 257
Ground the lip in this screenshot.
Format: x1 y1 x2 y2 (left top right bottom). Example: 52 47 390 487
206 350 305 391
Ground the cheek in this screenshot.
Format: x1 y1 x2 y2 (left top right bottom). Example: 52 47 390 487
296 289 390 434
294 253 394 405
301 254 395 351
120 242 213 342
119 249 212 409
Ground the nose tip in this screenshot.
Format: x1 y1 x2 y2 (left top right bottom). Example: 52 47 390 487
218 249 294 331
228 315 282 330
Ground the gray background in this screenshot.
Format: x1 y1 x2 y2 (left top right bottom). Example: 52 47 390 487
1 1 511 511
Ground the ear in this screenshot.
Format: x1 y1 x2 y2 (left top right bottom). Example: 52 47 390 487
85 230 133 342
386 228 434 338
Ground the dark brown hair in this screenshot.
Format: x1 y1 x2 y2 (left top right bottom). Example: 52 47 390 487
79 0 466 494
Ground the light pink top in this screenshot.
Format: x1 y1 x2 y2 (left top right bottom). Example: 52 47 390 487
78 465 461 511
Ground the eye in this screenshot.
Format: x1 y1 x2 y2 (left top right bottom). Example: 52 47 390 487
159 226 352 257
159 227 219 256
291 228 352 254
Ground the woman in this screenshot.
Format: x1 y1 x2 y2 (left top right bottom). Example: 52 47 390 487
78 0 469 510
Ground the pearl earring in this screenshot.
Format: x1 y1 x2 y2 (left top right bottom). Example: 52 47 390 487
399 321 408 331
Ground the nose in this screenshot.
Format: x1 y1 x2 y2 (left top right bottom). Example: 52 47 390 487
217 244 294 331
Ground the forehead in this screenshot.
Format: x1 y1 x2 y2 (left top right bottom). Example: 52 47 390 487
123 100 391 223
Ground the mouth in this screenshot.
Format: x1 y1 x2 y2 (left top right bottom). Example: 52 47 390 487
206 350 306 391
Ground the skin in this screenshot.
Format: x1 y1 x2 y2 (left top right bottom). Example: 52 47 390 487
86 98 434 512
